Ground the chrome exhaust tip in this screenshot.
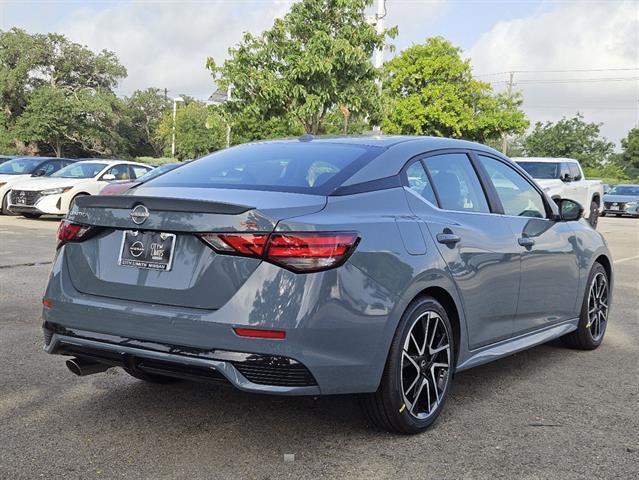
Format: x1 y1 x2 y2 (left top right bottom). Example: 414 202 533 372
65 357 111 376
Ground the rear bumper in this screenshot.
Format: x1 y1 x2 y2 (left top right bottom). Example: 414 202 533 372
44 323 320 395
43 246 399 395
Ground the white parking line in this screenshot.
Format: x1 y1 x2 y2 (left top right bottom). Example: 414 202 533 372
614 254 639 264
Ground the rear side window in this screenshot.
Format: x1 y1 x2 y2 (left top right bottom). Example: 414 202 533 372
405 161 437 205
131 165 151 179
147 142 383 194
423 154 489 213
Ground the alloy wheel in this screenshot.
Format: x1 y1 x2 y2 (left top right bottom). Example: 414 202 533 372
400 311 451 420
586 272 608 341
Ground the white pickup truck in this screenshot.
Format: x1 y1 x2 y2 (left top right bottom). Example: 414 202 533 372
512 157 604 228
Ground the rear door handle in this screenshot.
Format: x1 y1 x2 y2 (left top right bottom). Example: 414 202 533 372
518 237 535 248
436 233 461 245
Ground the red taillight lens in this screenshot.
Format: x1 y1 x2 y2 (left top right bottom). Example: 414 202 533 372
266 233 359 272
57 220 96 248
198 231 359 273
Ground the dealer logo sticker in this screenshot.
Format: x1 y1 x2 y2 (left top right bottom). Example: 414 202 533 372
130 204 150 225
129 241 145 257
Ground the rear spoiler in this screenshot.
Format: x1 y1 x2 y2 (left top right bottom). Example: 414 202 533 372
74 195 253 215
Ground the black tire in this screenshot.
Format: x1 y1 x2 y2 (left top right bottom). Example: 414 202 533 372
561 263 609 350
22 213 42 219
123 367 182 384
588 200 599 229
360 296 455 434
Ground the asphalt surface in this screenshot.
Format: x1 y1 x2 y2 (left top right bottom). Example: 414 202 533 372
1 215 637 479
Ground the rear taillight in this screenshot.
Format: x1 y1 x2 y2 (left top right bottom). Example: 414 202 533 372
57 220 97 248
198 232 359 273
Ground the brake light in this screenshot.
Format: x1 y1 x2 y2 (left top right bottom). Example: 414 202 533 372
198 232 359 273
57 220 96 248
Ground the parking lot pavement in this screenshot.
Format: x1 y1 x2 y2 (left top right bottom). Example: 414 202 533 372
0 215 637 479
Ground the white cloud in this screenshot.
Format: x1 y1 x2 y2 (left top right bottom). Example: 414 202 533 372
468 0 639 145
57 1 294 99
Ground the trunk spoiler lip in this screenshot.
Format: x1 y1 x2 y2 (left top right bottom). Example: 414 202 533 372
74 195 254 215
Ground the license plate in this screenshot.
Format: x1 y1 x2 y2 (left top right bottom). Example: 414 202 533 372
118 230 176 271
610 206 619 210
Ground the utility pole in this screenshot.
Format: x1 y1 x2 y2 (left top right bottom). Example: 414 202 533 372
501 71 515 154
372 0 386 134
225 84 233 148
171 97 184 158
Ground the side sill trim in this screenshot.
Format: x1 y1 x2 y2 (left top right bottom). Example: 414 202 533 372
456 318 579 371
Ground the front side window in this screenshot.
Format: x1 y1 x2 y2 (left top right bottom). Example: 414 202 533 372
405 161 437 205
104 164 131 180
478 155 546 218
423 154 489 213
568 163 582 181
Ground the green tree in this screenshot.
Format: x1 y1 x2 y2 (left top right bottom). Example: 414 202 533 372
611 127 639 177
15 86 129 158
124 88 171 157
523 114 614 168
381 37 528 142
208 0 394 136
156 100 225 160
1 28 128 156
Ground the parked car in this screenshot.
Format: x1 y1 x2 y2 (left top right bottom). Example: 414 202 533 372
8 160 152 218
43 136 613 434
513 157 604 228
99 162 185 195
0 157 76 215
602 184 639 217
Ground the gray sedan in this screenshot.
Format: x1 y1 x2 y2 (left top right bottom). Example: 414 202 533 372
602 184 639 217
42 136 613 434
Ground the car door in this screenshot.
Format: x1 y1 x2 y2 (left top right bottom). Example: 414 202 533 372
402 152 521 349
474 153 581 335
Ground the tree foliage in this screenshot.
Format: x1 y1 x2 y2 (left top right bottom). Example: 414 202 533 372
1 28 128 157
124 88 171 157
611 127 639 178
523 114 614 168
208 0 394 136
156 100 225 160
381 37 528 142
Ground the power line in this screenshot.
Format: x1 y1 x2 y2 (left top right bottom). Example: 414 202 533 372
476 67 639 77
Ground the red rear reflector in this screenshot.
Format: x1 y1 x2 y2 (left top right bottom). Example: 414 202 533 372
42 299 54 309
233 327 286 339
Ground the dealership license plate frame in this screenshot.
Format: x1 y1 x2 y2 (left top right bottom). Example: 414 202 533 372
118 230 176 271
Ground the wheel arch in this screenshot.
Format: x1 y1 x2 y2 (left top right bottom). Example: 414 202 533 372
414 286 461 365
595 253 612 284
591 192 601 206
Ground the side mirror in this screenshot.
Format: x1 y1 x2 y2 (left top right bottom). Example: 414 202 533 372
561 173 572 182
32 169 46 177
558 198 583 222
102 174 116 181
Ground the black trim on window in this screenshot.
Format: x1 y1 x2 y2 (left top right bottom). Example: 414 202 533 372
330 175 402 196
467 151 505 214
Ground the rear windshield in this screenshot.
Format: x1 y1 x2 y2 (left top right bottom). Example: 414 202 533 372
516 162 560 179
146 142 384 194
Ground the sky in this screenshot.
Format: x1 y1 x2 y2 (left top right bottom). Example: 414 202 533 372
1 0 638 146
